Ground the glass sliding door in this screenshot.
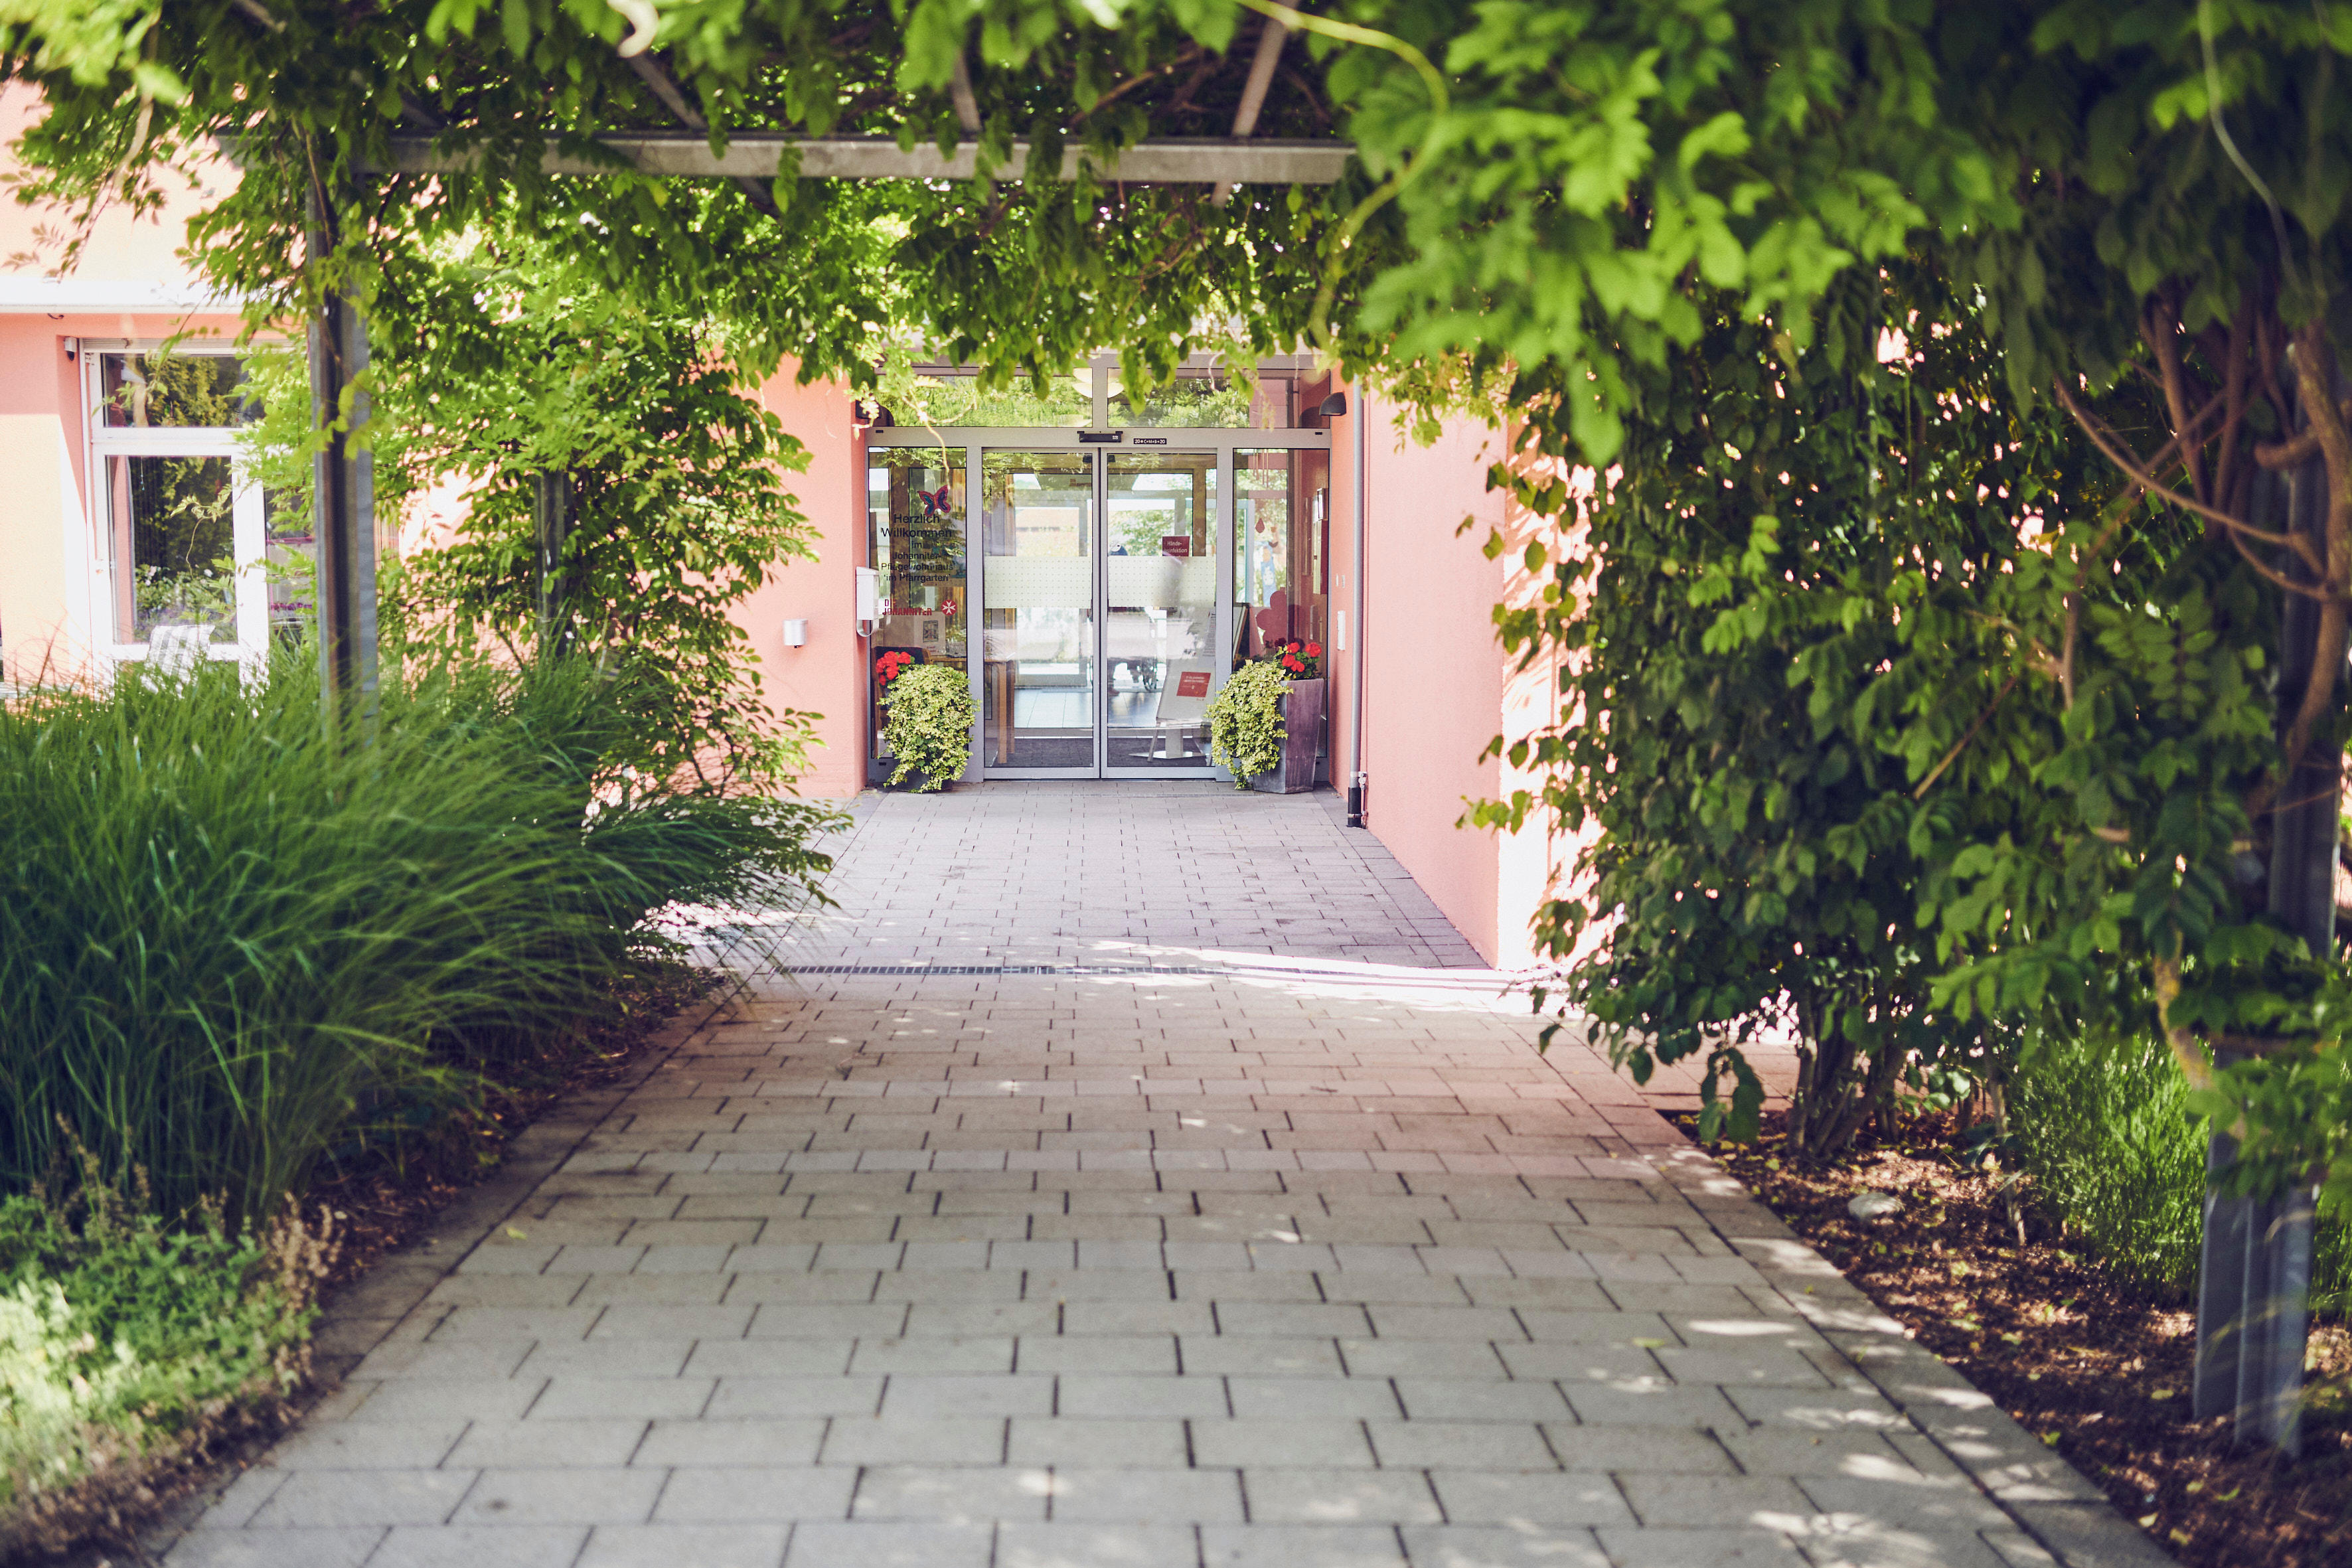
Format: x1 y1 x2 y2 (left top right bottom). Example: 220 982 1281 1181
1103 451 1218 771
980 451 1097 772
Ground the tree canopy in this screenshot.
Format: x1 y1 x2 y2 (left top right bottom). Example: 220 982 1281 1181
10 0 2352 1431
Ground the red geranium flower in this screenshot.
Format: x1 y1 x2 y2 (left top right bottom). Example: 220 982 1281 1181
1303 641 1322 657
1281 654 1303 672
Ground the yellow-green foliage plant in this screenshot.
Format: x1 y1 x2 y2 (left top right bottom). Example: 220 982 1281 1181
0 1159 333 1559
880 664 975 791
1206 660 1288 787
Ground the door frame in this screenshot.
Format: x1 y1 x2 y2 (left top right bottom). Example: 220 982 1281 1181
866 426 1332 782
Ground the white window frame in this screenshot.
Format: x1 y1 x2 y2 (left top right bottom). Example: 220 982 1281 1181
82 339 267 666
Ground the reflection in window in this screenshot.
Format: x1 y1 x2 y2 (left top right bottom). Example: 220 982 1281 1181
872 372 1090 429
1113 372 1293 430
1234 448 1332 668
110 455 237 643
98 353 255 428
264 489 316 643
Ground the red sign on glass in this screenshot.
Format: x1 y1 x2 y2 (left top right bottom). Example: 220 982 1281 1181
1176 670 1212 698
1162 536 1192 558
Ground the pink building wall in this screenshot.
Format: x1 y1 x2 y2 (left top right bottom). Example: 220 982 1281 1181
1326 393 1575 969
740 370 866 800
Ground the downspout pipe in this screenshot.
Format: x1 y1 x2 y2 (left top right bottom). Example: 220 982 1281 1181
1348 387 1368 827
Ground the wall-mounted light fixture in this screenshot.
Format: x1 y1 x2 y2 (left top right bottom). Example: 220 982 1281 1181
781 618 809 648
61 337 78 361
854 566 880 637
1318 392 1348 418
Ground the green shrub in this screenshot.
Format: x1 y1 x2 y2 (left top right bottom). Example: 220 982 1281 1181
0 653 832 1222
1206 660 1288 785
0 1160 329 1558
2011 1030 2349 1314
880 664 974 791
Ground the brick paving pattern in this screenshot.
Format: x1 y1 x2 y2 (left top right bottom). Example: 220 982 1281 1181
165 785 2154 1568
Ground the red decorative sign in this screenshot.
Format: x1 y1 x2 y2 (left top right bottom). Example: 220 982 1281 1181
1176 670 1211 698
1162 536 1192 558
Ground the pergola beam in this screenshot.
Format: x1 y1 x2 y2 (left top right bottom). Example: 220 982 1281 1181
362 134 1353 184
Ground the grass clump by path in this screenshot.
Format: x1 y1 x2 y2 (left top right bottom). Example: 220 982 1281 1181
0 652 832 1554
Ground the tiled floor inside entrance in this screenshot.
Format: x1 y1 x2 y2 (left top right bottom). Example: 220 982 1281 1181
163 785 2151 1568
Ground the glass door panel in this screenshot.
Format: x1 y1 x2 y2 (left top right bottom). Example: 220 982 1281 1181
980 451 1096 771
1103 451 1219 771
866 447 970 771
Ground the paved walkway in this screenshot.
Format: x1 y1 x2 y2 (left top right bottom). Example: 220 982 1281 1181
164 785 2154 1568
761 783 1489 971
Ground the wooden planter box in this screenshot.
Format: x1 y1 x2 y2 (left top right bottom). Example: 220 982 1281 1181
1249 677 1324 795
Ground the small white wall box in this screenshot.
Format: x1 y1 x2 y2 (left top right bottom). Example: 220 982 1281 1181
854 566 880 633
781 618 809 648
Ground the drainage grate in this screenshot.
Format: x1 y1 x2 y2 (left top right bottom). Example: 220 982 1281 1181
779 963 1221 976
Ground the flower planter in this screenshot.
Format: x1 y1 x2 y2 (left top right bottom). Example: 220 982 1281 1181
1248 677 1324 794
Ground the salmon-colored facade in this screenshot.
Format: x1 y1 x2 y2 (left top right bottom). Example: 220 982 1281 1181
0 106 1578 968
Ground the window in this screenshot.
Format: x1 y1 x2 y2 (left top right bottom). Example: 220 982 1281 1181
866 447 969 759
87 346 296 662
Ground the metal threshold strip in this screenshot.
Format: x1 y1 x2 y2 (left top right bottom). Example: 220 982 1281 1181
358 133 1354 184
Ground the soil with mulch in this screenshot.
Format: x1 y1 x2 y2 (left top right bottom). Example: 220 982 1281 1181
1686 1112 2352 1568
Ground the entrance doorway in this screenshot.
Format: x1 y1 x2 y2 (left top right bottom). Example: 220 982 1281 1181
980 448 1219 776
864 422 1331 783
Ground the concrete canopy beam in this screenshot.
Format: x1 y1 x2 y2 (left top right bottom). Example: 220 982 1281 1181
360 134 1354 184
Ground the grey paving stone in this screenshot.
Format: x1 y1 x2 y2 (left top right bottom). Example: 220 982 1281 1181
456 1466 668 1525
656 1465 858 1522
1616 1473 1813 1529
706 1375 886 1417
531 1377 714 1420
1200 1524 1409 1567
1427 1472 1634 1528
684 1339 856 1377
1046 1466 1244 1524
996 1522 1204 1568
446 1419 649 1468
267 1421 466 1470
579 1524 789 1567
1717 1427 1921 1480
1058 1374 1232 1418
783 1520 996 1567
850 1464 1052 1522
1540 1423 1733 1474
1364 1420 1557 1470
365 1524 589 1567
164 1526 386 1567
1595 1526 1806 1567
1796 1474 2013 1532
1006 1417 1192 1468
818 1416 1007 1464
880 1372 1058 1417
343 1378 548 1425
1654 1347 1836 1389
632 1419 826 1466
1399 1523 1610 1567
1228 1376 1403 1421
518 1339 697 1379
1191 1419 1377 1468
1391 1378 1575 1422
1243 1467 1443 1524
248 1468 477 1528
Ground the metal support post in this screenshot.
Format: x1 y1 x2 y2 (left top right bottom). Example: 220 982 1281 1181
534 470 576 661
2193 372 2335 1453
307 187 377 734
